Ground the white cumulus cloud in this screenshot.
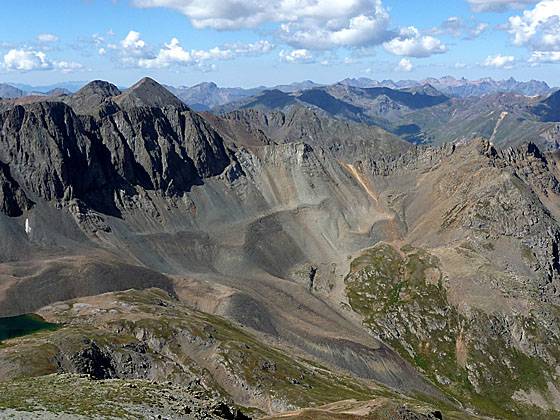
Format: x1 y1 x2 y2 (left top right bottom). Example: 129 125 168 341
508 0 560 52
113 31 154 66
54 61 84 73
396 58 413 71
483 54 515 67
138 38 191 68
279 49 313 63
529 50 560 61
3 49 51 71
383 26 447 57
135 36 273 68
132 0 382 28
121 30 148 53
2 49 83 73
279 9 390 49
132 0 391 50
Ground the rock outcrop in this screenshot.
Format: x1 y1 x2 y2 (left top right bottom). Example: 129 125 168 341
0 81 231 216
0 161 32 217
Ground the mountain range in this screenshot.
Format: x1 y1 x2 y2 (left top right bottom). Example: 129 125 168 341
216 82 560 148
1 75 555 103
6 76 551 150
167 76 555 111
0 77 560 419
339 76 554 97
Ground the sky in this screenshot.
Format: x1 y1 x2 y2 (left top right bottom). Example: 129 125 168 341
1 0 560 88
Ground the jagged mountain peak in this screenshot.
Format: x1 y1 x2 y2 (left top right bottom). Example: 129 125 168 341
65 80 121 115
133 76 161 88
75 80 121 98
115 77 187 109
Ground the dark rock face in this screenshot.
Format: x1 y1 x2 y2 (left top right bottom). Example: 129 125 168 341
211 402 251 420
68 340 116 379
115 77 187 110
0 161 33 217
94 106 230 195
0 82 231 216
66 80 121 116
0 102 120 215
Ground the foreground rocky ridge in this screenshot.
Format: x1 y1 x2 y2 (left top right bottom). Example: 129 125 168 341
1 288 463 419
0 78 559 418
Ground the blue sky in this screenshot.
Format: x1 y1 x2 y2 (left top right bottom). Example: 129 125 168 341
1 0 559 87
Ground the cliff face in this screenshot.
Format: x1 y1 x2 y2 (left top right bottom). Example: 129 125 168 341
0 161 32 217
1 78 560 418
0 82 231 215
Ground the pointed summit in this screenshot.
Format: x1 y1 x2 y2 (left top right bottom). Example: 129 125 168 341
66 80 121 114
115 77 187 109
75 80 121 98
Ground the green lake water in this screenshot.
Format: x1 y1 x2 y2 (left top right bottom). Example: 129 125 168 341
0 314 58 342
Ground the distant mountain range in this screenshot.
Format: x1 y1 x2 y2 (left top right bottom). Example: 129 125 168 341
339 76 554 98
2 76 554 106
166 82 262 112
0 83 74 99
216 82 560 148
9 81 88 94
171 76 554 111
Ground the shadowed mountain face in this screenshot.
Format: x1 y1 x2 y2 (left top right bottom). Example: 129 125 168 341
532 90 560 122
66 80 121 115
1 78 560 419
220 84 449 117
361 85 449 109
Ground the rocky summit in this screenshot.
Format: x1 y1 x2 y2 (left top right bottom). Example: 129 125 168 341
0 77 560 419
